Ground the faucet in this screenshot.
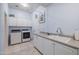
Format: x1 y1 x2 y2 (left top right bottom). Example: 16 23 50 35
56 27 62 35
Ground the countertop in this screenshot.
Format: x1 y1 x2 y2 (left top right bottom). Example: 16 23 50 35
34 32 79 49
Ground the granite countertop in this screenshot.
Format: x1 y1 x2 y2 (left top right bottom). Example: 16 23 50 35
34 32 79 49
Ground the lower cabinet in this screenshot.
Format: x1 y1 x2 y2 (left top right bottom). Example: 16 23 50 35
54 42 77 55
33 35 55 55
33 35 38 48
37 36 55 55
33 35 78 55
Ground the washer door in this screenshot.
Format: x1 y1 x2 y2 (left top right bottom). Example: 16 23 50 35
22 32 31 42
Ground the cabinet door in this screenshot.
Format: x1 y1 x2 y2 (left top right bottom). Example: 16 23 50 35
33 35 38 47
9 17 17 26
43 38 55 55
55 42 77 55
35 36 43 52
16 19 32 26
37 36 55 55
16 19 24 26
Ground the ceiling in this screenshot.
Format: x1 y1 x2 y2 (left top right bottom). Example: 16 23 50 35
8 3 51 13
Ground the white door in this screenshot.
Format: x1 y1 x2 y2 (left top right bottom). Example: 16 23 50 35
55 42 77 55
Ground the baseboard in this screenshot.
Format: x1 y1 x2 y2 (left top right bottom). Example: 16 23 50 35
34 46 43 55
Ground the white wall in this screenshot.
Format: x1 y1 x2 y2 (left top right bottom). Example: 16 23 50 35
8 8 32 26
46 3 79 35
0 3 8 54
32 6 48 33
0 3 4 54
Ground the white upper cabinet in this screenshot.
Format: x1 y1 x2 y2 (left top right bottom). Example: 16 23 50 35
9 17 17 26
8 8 32 26
9 17 32 26
16 18 32 26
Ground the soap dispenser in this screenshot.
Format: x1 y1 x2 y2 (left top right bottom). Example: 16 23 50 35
74 31 79 40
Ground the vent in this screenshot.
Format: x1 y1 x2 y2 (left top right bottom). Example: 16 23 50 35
9 14 15 17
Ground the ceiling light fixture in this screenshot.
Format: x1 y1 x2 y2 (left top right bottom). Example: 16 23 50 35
20 3 29 7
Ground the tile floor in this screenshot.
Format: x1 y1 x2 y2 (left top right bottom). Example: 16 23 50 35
5 41 40 55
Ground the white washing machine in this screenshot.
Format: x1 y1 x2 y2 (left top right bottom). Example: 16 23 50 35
10 29 22 45
22 29 31 42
